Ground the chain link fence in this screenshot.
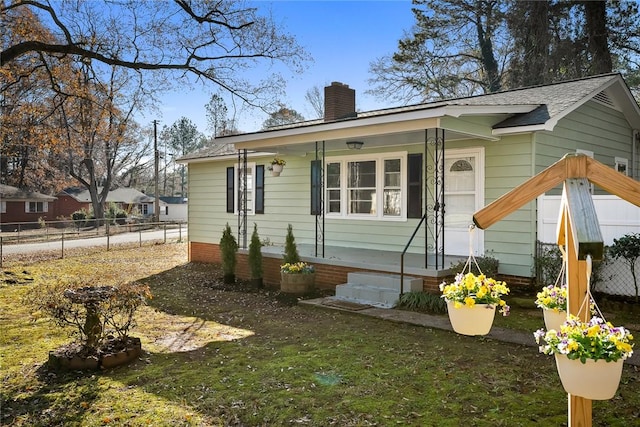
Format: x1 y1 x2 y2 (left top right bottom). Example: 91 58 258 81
536 240 639 302
0 219 186 267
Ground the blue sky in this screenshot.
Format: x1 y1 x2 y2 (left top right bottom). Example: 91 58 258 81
153 0 415 134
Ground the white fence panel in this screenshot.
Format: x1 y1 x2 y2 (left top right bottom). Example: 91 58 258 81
537 195 640 245
537 195 640 297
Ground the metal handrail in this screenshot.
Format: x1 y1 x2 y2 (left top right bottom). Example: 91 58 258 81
400 213 427 296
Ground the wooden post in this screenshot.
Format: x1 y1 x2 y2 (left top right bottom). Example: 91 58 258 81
562 206 592 427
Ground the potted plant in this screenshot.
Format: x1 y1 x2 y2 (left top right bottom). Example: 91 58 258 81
220 223 238 284
269 157 286 176
280 224 315 293
534 315 634 400
440 272 510 336
248 223 263 288
535 284 568 331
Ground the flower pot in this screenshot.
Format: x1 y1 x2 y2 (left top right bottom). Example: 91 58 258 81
271 164 283 173
271 170 281 177
554 354 624 400
543 309 567 331
446 301 496 336
280 272 315 294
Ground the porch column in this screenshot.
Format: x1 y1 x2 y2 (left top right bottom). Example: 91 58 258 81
425 128 445 269
237 149 248 249
313 141 325 258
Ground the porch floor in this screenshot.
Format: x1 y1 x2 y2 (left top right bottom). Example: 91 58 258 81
259 243 465 278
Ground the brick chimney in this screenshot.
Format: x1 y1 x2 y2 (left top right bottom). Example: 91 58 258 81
324 82 356 121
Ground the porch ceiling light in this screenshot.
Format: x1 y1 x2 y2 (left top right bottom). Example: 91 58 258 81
346 141 364 150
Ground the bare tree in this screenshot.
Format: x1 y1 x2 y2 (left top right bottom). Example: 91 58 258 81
1 0 308 110
304 85 324 119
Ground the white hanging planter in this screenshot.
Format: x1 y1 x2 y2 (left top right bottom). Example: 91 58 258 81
543 309 567 332
271 163 283 173
446 301 496 336
554 355 624 400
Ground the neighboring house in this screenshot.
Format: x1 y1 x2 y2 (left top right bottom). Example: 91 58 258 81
158 196 188 222
53 187 163 219
179 74 640 292
0 184 57 229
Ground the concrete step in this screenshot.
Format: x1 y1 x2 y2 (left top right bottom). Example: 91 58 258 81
334 272 424 308
347 271 423 292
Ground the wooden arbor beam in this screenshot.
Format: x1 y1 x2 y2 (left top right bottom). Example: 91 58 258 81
471 152 640 427
473 154 640 231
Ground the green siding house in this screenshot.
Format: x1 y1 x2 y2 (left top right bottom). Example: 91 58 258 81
179 74 640 294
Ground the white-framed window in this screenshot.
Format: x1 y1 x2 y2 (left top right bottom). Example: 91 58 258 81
1 201 6 213
25 201 47 213
615 157 629 176
141 204 149 215
235 162 255 215
325 152 406 220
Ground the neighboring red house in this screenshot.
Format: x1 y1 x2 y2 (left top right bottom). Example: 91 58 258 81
52 187 162 219
0 184 57 229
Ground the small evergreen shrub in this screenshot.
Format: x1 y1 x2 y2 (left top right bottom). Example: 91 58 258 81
283 224 301 265
220 223 238 284
248 223 263 283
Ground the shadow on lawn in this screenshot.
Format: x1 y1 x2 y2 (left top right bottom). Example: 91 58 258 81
1 364 100 427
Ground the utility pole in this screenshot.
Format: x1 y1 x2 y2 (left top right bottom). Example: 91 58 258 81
153 120 160 223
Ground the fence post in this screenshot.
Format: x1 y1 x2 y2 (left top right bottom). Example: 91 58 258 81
164 223 167 243
179 223 182 242
139 228 142 247
61 232 65 259
1 236 3 269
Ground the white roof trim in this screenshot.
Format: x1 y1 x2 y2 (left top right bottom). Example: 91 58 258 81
176 151 275 164
226 105 537 150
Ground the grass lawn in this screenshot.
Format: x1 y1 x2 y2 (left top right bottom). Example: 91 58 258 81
1 243 639 426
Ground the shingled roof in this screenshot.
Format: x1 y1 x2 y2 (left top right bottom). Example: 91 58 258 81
179 73 639 161
0 184 56 201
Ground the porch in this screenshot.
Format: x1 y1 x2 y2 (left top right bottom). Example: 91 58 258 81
238 243 466 297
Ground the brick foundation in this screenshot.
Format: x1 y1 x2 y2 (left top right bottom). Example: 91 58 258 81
188 242 531 293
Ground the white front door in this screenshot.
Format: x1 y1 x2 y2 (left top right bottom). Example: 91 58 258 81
443 148 484 256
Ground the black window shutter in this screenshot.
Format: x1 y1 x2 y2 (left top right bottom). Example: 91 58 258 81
226 167 234 213
310 160 321 215
407 153 422 218
255 165 265 214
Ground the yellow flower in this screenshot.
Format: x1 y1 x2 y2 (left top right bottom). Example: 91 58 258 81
616 341 633 353
464 297 475 307
567 339 579 352
586 325 600 338
476 286 487 299
454 301 463 309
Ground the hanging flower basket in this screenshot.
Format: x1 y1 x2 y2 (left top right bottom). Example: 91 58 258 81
269 157 285 176
534 315 634 400
440 272 510 336
445 301 496 336
554 354 624 400
542 308 567 332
